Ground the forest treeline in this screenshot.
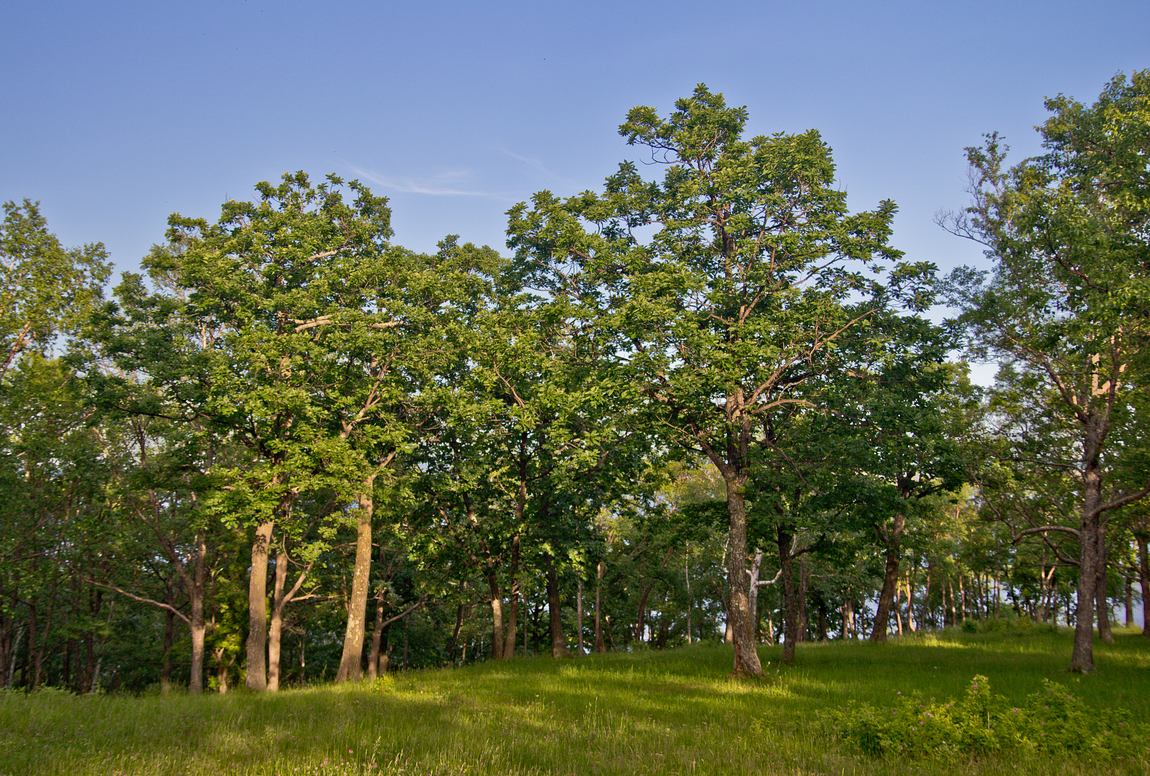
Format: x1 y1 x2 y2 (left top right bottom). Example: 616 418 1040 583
2 74 1148 693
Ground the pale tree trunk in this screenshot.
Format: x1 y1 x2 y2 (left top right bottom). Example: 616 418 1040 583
1042 565 1057 624
336 482 376 682
268 547 287 692
905 570 917 633
747 548 764 639
267 540 314 691
188 534 207 694
488 575 504 661
245 520 274 691
797 556 809 641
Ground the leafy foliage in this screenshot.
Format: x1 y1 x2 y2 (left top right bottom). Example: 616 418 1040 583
834 674 1142 759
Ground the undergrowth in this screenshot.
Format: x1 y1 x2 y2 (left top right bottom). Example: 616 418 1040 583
831 674 1140 760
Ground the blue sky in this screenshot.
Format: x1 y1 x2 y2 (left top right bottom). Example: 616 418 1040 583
3 0 1146 291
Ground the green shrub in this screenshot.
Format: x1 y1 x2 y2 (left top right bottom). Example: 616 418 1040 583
831 675 1141 760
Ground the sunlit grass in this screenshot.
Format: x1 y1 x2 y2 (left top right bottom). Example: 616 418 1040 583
1 628 1147 775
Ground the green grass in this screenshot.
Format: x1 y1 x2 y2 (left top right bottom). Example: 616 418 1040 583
2 627 1148 775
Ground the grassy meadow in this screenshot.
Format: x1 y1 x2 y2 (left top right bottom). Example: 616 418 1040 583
2 627 1148 776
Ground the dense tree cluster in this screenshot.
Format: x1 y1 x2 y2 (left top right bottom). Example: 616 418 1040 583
2 74 1147 693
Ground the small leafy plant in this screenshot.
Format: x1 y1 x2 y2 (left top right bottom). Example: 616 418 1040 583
831 675 1140 759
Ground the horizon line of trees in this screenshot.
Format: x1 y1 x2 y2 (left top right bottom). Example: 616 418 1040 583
2 72 1148 693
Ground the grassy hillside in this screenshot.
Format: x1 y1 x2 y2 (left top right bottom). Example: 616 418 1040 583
2 627 1147 775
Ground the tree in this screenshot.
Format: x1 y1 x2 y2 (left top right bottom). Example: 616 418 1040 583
0 203 110 691
94 172 402 689
1 200 109 382
944 71 1150 672
509 86 930 677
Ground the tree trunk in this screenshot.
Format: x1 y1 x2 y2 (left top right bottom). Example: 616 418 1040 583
594 562 605 653
895 584 904 636
368 596 386 679
268 545 287 692
161 591 174 695
684 543 693 645
188 533 207 694
816 594 828 642
905 570 917 633
502 533 521 659
1095 528 1114 645
870 512 905 643
489 587 504 661
748 548 764 640
576 578 584 655
545 554 568 658
777 525 799 664
245 520 274 691
1137 532 1150 639
797 555 809 642
336 485 375 682
1069 456 1103 673
726 477 761 677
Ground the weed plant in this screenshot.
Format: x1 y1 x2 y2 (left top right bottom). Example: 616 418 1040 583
0 627 1146 776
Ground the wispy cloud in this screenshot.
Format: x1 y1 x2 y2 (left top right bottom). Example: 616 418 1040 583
498 147 573 185
349 167 513 201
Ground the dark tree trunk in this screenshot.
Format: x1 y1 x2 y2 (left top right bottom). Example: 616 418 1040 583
545 555 568 658
576 579 584 655
1069 454 1103 674
816 594 828 642
1124 574 1134 628
161 598 175 694
870 512 906 643
594 562 605 653
368 597 386 678
725 476 761 676
1095 528 1114 645
502 533 521 659
777 525 799 664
